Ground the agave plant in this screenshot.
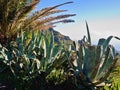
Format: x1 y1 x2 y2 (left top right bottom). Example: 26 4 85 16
0 30 67 89
68 22 120 89
0 0 75 45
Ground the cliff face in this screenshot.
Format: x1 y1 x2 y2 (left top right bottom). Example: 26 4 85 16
48 28 72 43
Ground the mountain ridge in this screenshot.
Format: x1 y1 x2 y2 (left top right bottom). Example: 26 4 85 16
48 28 72 43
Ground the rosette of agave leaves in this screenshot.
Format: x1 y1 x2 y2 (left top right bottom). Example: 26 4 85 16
68 22 120 90
0 30 67 89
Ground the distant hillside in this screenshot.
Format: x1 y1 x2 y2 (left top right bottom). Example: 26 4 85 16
118 51 120 55
116 50 120 55
48 28 72 44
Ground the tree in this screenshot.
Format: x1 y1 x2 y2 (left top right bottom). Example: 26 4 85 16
0 0 75 45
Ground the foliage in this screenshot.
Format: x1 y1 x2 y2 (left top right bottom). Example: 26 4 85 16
0 30 67 89
0 22 119 90
100 57 120 90
0 0 75 45
67 22 120 90
0 0 120 89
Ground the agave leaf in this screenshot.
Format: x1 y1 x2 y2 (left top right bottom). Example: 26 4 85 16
42 37 46 58
94 57 118 85
44 31 54 59
36 59 41 70
40 37 47 70
90 46 103 81
85 21 91 44
110 45 116 58
87 46 97 78
76 44 84 71
82 45 89 76
17 33 24 55
95 47 111 80
35 30 42 48
49 32 54 59
0 47 9 62
30 59 36 73
114 36 120 40
98 46 116 79
98 38 106 46
25 31 36 53
102 36 113 51
9 61 16 76
46 50 67 76
98 36 120 53
73 41 77 51
29 31 36 51
47 46 63 68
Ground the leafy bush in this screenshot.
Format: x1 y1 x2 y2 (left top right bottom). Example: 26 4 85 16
100 58 120 90
0 19 120 90
66 22 120 90
0 30 67 89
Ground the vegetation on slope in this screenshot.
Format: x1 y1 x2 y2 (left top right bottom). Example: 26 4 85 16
0 0 120 90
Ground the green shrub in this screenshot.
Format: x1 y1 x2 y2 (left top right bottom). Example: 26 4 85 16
0 30 67 89
67 22 120 90
101 63 120 90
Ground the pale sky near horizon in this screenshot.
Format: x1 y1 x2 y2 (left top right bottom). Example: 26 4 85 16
36 0 120 50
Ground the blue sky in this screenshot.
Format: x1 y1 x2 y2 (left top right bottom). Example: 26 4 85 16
36 0 120 50
37 0 120 20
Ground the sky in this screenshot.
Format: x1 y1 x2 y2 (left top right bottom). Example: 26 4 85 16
36 0 120 50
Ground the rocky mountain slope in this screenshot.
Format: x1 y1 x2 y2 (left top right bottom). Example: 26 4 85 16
48 28 72 43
